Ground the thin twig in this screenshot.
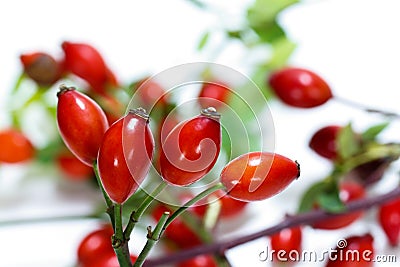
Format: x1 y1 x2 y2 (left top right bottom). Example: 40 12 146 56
144 186 400 266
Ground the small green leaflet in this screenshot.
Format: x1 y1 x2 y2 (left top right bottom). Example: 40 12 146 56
361 122 389 142
337 123 360 160
197 31 210 51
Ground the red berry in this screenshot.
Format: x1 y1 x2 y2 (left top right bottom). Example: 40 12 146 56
312 181 366 230
220 152 300 202
56 85 109 166
82 253 137 267
56 150 93 180
198 81 231 110
20 51 63 86
178 254 218 267
159 107 221 186
270 226 302 263
62 41 117 94
309 125 342 160
326 233 374 267
151 204 203 248
134 78 168 110
77 225 114 266
0 128 35 163
97 108 154 204
378 198 400 246
268 67 333 108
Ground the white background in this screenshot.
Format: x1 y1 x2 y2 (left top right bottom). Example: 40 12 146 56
1 0 400 266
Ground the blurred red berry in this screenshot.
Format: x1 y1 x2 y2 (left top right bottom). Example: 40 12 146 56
309 125 342 160
56 150 93 180
0 128 35 163
378 198 400 246
326 233 374 267
270 226 302 264
198 81 231 110
268 67 333 108
178 254 218 267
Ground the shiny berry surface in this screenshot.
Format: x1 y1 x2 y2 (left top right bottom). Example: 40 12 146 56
268 67 333 108
97 108 154 204
378 198 400 246
159 108 221 186
56 86 109 166
309 125 342 160
0 128 34 163
312 181 366 230
220 152 300 202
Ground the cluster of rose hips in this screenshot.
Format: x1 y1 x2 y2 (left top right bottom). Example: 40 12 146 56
55 72 300 266
265 67 400 266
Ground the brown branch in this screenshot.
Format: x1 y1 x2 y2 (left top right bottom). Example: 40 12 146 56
144 186 400 266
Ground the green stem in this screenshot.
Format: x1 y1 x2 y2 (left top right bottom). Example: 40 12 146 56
340 143 400 173
11 72 26 95
93 161 115 228
113 204 132 267
124 182 167 240
164 182 226 229
133 212 170 267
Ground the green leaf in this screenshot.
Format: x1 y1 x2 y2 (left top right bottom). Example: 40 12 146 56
361 122 389 142
298 181 327 213
197 31 210 51
337 123 360 159
265 37 297 69
247 0 299 43
316 187 345 213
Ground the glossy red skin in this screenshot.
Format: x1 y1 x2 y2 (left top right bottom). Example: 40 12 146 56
312 181 366 230
159 113 221 186
20 52 63 86
97 111 154 204
62 41 117 93
309 125 342 160
326 234 374 267
268 67 333 108
151 204 203 248
57 88 109 166
56 151 93 180
198 82 231 109
82 253 137 267
77 225 114 265
185 190 248 219
220 152 300 202
178 254 218 267
0 128 34 163
270 226 302 264
378 198 400 246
